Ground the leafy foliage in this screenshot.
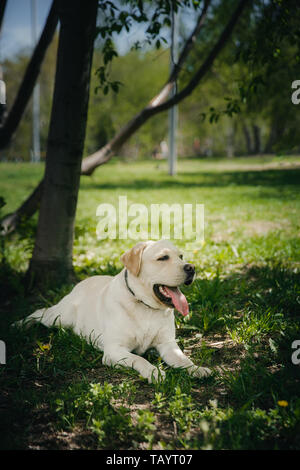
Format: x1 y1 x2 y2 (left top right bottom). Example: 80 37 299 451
94 0 203 94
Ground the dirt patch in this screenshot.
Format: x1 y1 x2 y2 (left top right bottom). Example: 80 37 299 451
211 219 287 243
243 220 286 236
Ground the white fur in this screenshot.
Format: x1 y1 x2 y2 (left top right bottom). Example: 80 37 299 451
22 240 211 383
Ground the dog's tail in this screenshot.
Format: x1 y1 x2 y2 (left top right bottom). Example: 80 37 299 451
13 306 61 329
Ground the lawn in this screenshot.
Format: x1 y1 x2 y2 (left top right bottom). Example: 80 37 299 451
0 155 300 450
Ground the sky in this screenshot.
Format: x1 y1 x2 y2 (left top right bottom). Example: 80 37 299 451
0 0 193 61
0 0 154 60
0 0 53 60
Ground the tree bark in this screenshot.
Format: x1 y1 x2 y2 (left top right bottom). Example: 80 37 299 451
252 124 261 154
26 0 98 288
243 124 253 155
0 0 59 149
264 119 285 153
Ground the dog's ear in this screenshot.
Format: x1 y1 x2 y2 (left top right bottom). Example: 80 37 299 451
120 242 147 277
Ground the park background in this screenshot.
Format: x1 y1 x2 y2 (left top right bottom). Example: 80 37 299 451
0 0 299 450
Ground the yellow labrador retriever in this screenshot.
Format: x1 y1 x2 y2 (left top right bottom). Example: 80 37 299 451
24 240 211 383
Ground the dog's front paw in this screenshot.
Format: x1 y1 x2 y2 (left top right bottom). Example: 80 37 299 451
147 367 166 384
189 365 212 378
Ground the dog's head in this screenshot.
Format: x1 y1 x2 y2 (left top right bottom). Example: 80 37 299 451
120 240 195 315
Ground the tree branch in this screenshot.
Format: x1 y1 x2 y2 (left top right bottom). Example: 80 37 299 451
81 0 211 174
81 0 249 175
147 0 250 115
1 180 44 234
0 0 59 149
0 0 7 33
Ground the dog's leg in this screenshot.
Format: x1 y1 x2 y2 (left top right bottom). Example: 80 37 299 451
103 346 166 383
157 341 211 378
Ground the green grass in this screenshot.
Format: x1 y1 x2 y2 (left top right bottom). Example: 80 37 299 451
0 155 300 449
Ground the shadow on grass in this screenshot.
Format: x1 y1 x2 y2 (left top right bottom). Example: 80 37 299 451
1 260 300 449
180 263 300 417
80 168 300 192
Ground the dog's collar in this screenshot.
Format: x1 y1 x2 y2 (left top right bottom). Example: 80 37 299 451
124 269 160 310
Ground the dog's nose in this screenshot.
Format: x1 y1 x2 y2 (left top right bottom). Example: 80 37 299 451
184 263 195 275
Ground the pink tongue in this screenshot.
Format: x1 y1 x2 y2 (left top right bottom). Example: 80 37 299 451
164 286 189 316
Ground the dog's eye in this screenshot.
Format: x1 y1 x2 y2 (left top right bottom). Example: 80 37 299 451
179 254 183 260
157 255 169 261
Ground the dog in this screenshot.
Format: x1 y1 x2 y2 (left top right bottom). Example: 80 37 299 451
22 240 211 383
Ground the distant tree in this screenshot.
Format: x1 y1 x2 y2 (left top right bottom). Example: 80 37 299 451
234 0 300 153
84 48 169 158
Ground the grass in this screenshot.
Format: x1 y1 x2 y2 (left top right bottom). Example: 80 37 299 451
0 155 300 450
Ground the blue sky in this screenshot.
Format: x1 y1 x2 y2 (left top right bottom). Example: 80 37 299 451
0 0 53 60
0 0 193 61
0 0 147 59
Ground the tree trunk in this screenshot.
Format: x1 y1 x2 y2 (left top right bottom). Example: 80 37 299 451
264 119 285 153
252 124 261 154
27 0 98 288
243 124 253 155
226 125 235 158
